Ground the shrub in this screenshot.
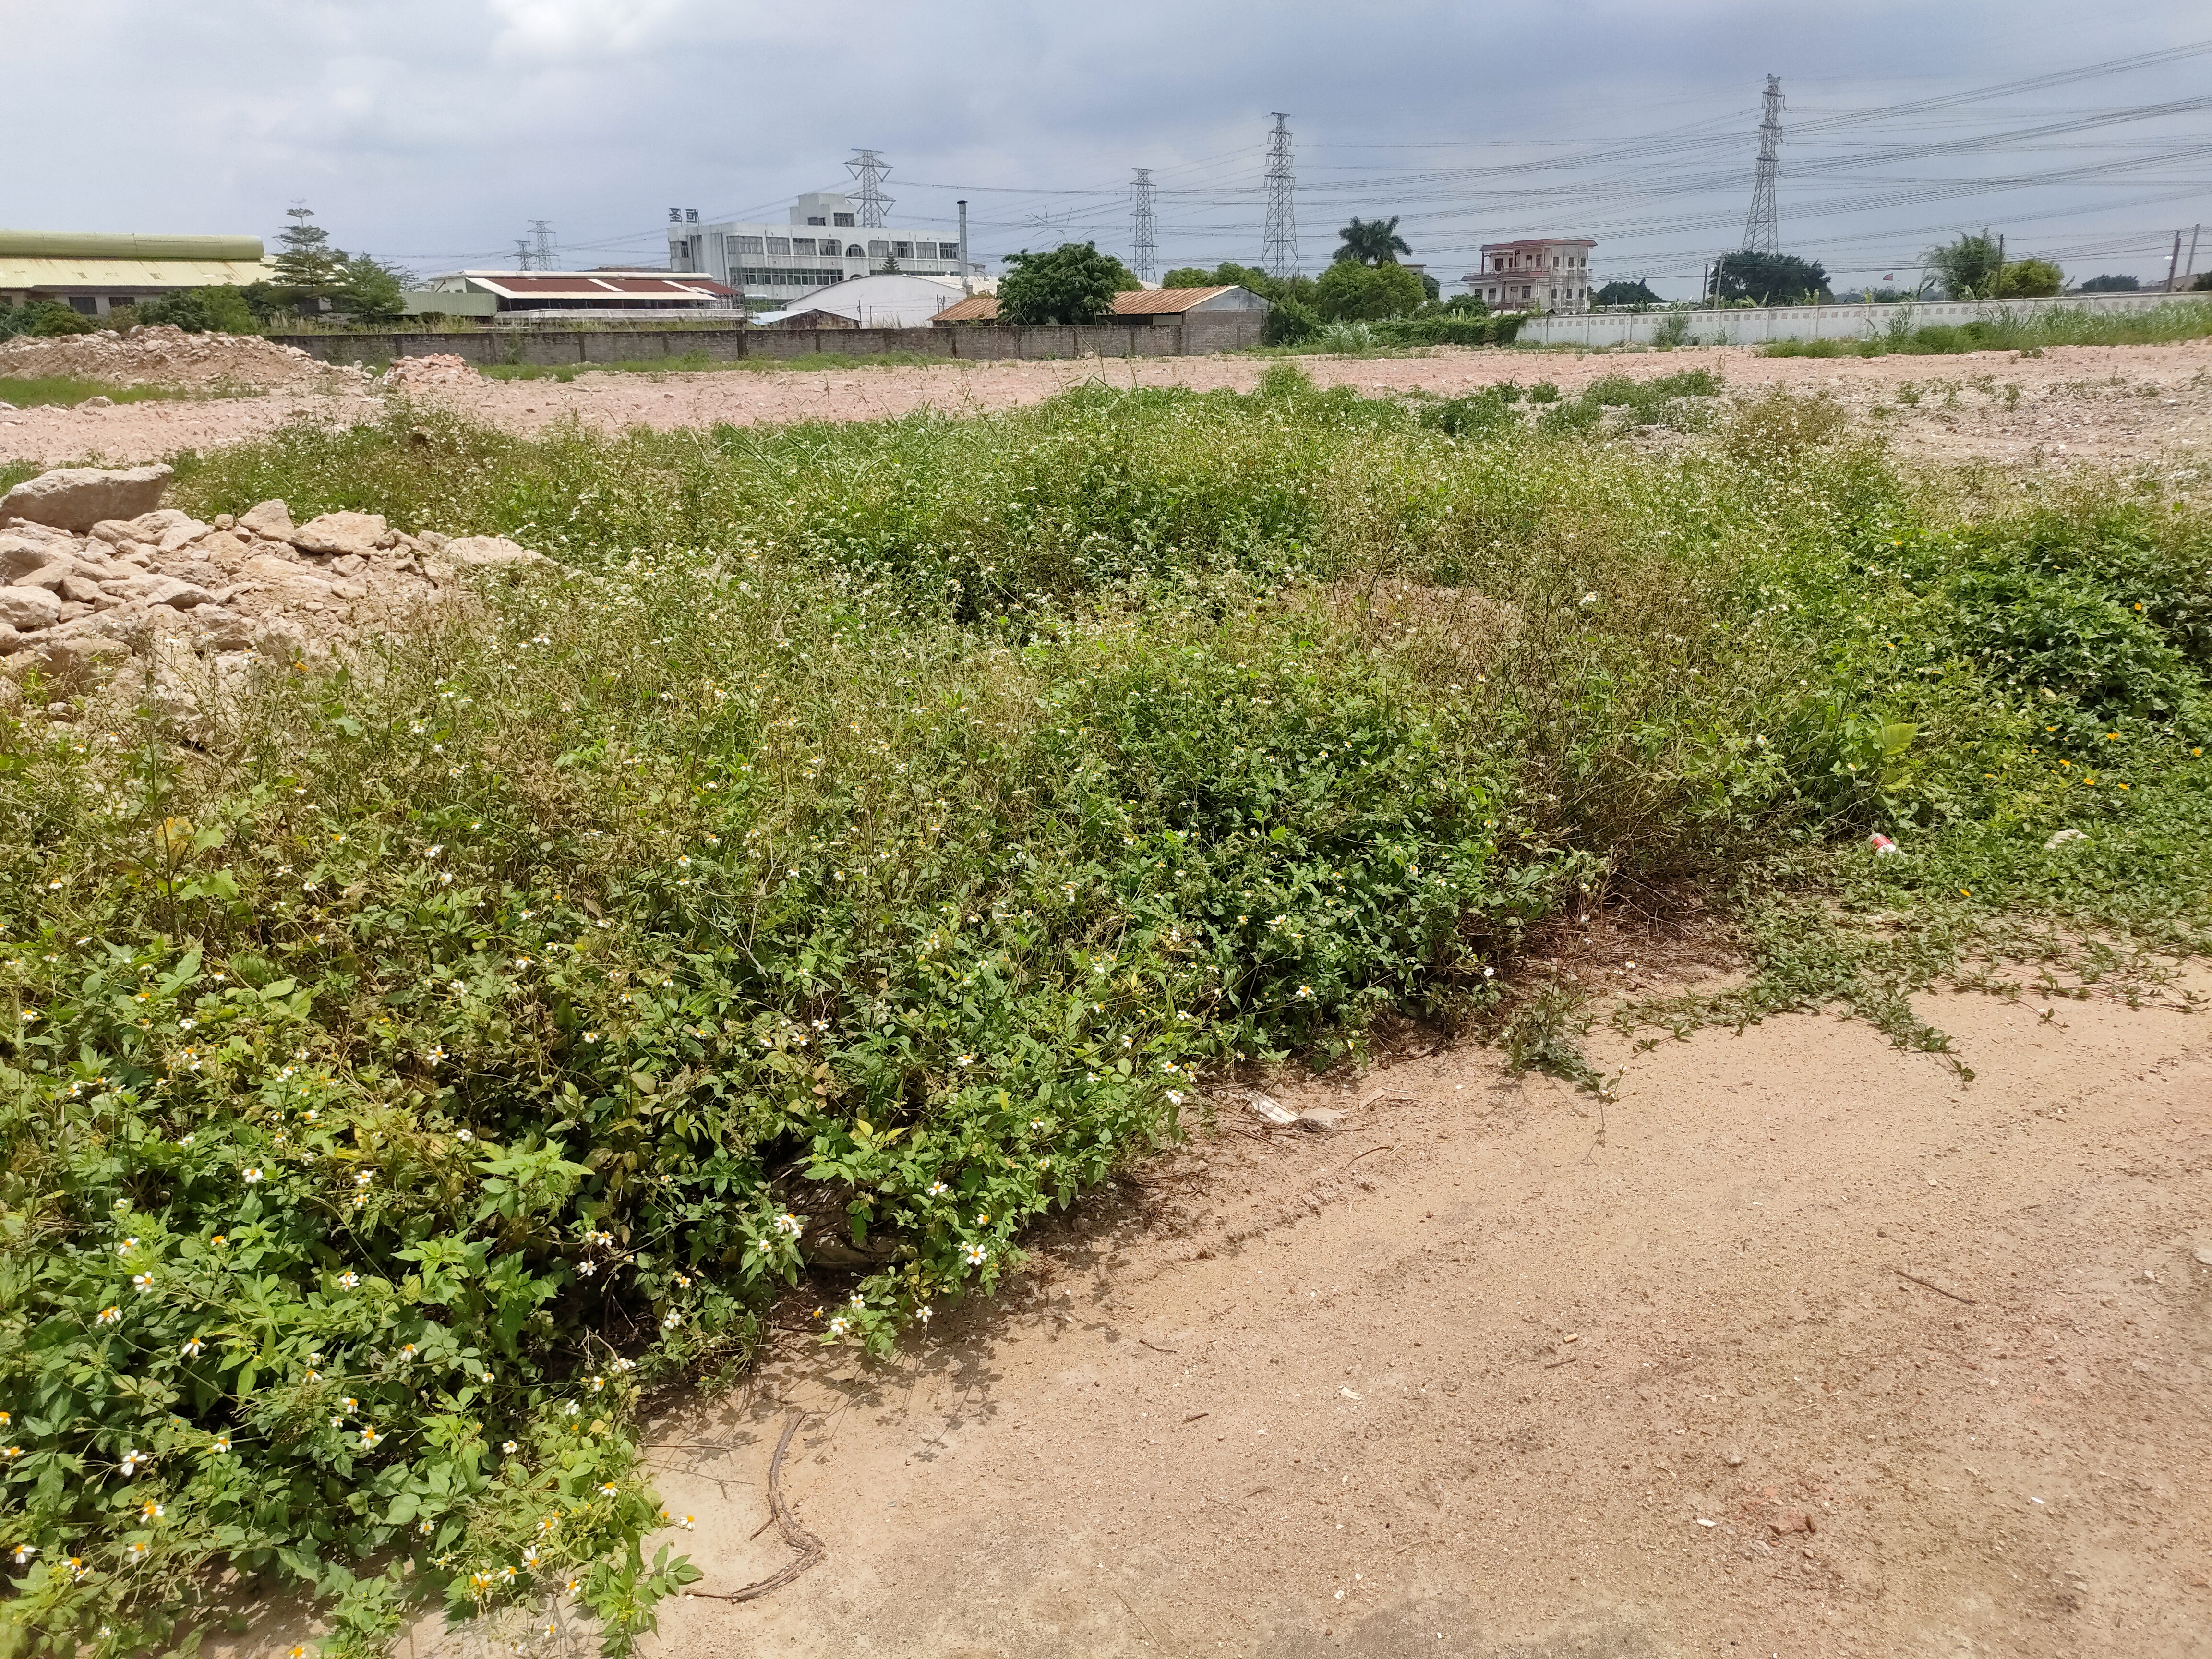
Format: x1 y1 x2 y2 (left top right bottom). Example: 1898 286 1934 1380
0 301 96 340
132 287 262 335
1995 259 2063 299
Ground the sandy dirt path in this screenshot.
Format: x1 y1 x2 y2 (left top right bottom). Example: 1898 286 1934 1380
7 341 2212 470
419 975 2212 1659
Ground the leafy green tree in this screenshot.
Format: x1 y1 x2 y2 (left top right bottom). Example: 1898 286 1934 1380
1161 267 1215 289
133 286 262 334
1437 293 1489 316
1924 233 2002 300
998 242 1125 325
1593 278 1660 307
272 204 346 309
1334 216 1411 265
2192 271 2212 293
1994 258 2063 299
1713 250 1831 305
336 254 412 324
2077 273 2139 292
1313 259 1425 321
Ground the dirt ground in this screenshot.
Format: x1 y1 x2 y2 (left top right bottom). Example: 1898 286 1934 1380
6 340 2212 471
434 973 2211 1659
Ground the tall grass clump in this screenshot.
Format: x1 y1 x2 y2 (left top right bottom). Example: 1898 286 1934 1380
7 370 2212 1654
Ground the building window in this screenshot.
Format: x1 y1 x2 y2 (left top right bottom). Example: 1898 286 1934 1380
767 237 791 255
846 244 865 258
868 240 889 259
792 238 816 256
732 235 764 256
891 241 914 260
834 212 856 227
805 216 827 226
933 242 957 260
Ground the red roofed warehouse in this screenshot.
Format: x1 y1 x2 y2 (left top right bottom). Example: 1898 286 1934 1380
407 271 740 323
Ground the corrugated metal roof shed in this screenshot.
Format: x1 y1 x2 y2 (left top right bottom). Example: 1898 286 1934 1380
0 256 276 292
0 231 264 261
931 285 1250 323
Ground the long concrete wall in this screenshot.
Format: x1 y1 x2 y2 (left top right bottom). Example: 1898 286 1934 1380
1513 290 2205 349
271 314 1262 367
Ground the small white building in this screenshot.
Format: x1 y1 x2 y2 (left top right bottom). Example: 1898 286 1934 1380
755 273 968 330
1464 238 1596 313
667 192 976 309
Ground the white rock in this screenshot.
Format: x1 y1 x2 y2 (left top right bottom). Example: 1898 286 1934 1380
143 578 215 611
156 520 212 555
0 534 64 583
0 466 173 532
0 586 63 631
235 500 295 541
290 511 388 557
2044 829 2087 851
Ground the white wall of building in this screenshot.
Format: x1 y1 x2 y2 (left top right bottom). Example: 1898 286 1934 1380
669 191 973 307
1511 289 2201 348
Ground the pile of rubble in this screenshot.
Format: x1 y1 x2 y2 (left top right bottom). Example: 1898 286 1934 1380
0 464 547 730
380 353 479 391
0 325 373 397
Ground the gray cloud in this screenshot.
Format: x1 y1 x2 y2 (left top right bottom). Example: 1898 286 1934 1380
10 0 2208 295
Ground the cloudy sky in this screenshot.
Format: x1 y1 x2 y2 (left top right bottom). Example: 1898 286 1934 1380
10 0 2210 296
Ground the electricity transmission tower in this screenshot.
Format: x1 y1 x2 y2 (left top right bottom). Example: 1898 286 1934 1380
1743 74 1783 254
847 150 894 228
512 239 533 272
530 220 556 270
1262 113 1300 280
1130 168 1157 283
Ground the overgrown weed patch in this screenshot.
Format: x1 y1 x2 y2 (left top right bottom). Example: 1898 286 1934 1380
6 367 2212 1654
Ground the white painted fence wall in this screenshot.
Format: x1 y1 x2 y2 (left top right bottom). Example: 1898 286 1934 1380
1512 291 2205 349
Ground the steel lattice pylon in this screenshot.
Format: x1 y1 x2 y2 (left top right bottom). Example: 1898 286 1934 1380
846 149 894 228
1743 75 1783 255
1130 168 1158 284
1262 113 1300 281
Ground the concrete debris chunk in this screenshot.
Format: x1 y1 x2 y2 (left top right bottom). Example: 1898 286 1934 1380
1297 1106 1346 1132
0 464 174 533
234 499 295 541
1245 1092 1299 1127
2044 828 2087 851
289 511 388 557
0 587 64 632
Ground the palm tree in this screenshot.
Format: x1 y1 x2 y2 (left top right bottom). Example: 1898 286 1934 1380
1334 216 1412 266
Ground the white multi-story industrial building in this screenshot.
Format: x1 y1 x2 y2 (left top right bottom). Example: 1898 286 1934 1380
666 192 971 308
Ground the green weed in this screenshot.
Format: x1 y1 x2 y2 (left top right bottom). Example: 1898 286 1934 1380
7 368 2212 1653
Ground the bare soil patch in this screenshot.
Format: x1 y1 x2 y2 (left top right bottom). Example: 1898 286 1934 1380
564 979 2212 1659
6 340 2212 472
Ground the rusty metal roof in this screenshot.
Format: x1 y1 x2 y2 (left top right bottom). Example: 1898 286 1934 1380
931 284 1247 323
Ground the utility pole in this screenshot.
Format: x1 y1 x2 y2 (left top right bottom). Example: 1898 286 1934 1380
847 150 894 228
957 200 971 295
1996 232 2005 298
2184 223 2202 289
1130 168 1157 285
1262 113 1300 282
2167 229 2185 292
1743 75 1783 256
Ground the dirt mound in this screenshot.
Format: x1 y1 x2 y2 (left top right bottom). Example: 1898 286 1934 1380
380 353 477 391
0 325 371 396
